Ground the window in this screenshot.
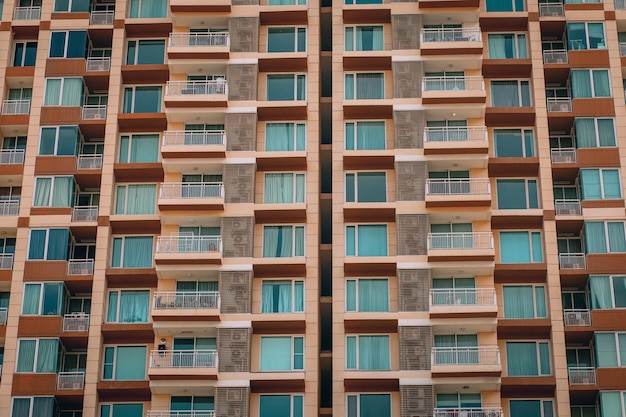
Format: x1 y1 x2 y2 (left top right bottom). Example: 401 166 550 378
346 335 390 370
119 134 159 163
580 169 621 200
270 0 306 3
432 277 477 305
268 27 306 52
115 184 157 214
123 86 162 113
49 31 87 58
346 225 388 256
346 394 391 417
32 176 74 207
262 280 304 313
589 275 626 309
584 221 626 253
567 22 605 50
102 346 147 380
499 231 543 263
433 334 479 364
11 397 55 417
571 69 611 98
426 120 469 142
16 338 60 373
106 290 149 323
100 404 144 417
53 0 89 12
506 341 551 376
503 285 547 318
266 122 306 151
570 406 596 417
345 73 384 99
598 393 626 417
39 126 79 156
491 80 531 107
595 333 626 367
345 26 383 51
44 78 83 106
345 0 383 3
486 0 525 11
28 229 70 260
493 128 535 157
264 173 305 203
260 336 304 371
128 0 167 18
21 282 65 316
259 395 303 417
345 121 385 150
267 74 306 101
126 40 165 65
436 393 482 412
170 396 214 413
496 179 539 209
575 118 616 148
111 236 154 268
13 41 36 66
487 33 527 58
430 223 473 249
510 400 554 417
346 172 386 202
346 279 389 312
262 226 305 257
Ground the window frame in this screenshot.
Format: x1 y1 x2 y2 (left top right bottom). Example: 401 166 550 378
102 345 148 381
502 284 548 319
106 289 151 324
38 125 80 156
21 282 65 316
345 334 391 370
118 133 160 163
575 117 616 148
125 39 166 65
509 399 554 417
114 183 157 215
10 397 56 417
345 224 389 257
344 25 384 51
32 176 75 208
259 335 305 371
580 168 622 200
495 178 539 209
261 279 305 313
493 128 535 157
346 393 392 417
43 77 84 107
345 278 389 312
345 171 387 203
571 69 611 98
259 394 304 417
13 41 37 67
267 26 307 53
122 85 163 113
487 32 528 59
262 225 306 258
499 230 544 263
344 72 385 100
48 30 87 58
266 73 307 101
490 79 531 107
15 338 60 373
589 275 626 309
584 221 626 253
567 22 606 50
263 172 306 204
265 121 306 151
110 235 155 268
344 120 386 151
505 341 552 376
27 228 70 260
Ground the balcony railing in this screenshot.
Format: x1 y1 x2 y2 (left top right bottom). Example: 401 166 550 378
67 259 94 276
543 49 568 64
547 97 572 112
63 313 90 332
77 154 103 170
86 57 111 72
169 32 230 47
156 235 222 253
434 409 503 417
0 149 25 164
72 206 98 222
551 148 577 163
555 199 581 216
421 28 481 43
166 80 228 96
57 371 85 390
430 288 496 307
0 200 19 216
0 307 7 325
148 411 216 417
0 254 14 270
422 76 484 92
539 2 564 16
559 253 586 269
424 126 487 143
427 232 494 250
2 99 30 114
616 0 626 9
568 367 596 385
426 179 490 196
160 182 224 199
564 309 591 326
89 10 114 25
163 130 226 146
153 291 220 310
431 346 500 366
82 105 107 120
13 6 41 20
150 349 218 368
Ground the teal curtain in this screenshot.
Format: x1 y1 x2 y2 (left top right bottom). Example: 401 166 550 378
295 226 304 256
531 232 543 262
597 118 616 146
122 236 153 267
33 178 51 206
107 291 118 322
359 395 391 417
358 279 388 312
126 184 156 214
358 336 389 369
356 225 387 256
346 336 357 369
356 121 385 150
603 170 622 199
61 78 83 106
17 339 36 372
129 134 159 162
22 283 41 314
500 231 531 263
51 176 72 207
263 226 293 257
36 339 59 373
345 74 354 99
129 0 166 18
346 280 357 311
355 73 384 99
571 70 592 98
112 404 143 417
535 286 547 317
506 342 539 376
589 275 612 309
503 286 534 318
346 226 356 256
595 333 618 367
345 123 355 150
580 169 602 199
575 118 598 148
584 222 607 253
599 393 621 417
353 26 383 51
262 281 292 313
47 229 69 260
260 396 291 417
510 401 541 417
539 342 550 374
44 79 61 105
260 337 291 370
608 222 626 252
118 291 149 322
115 346 146 380
294 281 304 312
265 173 295 203
593 70 611 97
266 123 303 151
28 230 47 259
12 398 31 417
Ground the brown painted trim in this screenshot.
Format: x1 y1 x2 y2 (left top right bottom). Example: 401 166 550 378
254 263 306 277
252 320 306 334
342 8 391 24
251 379 306 393
421 48 483 56
344 378 399 392
344 319 397 333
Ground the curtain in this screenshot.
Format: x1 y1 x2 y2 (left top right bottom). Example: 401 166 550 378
503 286 534 318
584 222 607 253
599 393 622 417
518 34 528 58
356 121 385 150
346 280 357 311
603 170 621 199
434 335 455 364
119 291 149 322
488 34 508 58
28 230 46 260
33 178 51 206
575 118 597 148
535 286 547 317
531 232 543 262
112 404 143 417
590 275 612 309
571 70 592 98
539 342 550 374
140 0 166 17
295 226 304 256
491 81 520 106
510 401 541 417
36 339 59 373
359 279 388 312
266 123 294 151
260 337 291 370
356 73 384 99
506 342 538 376
500 231 531 263
345 74 355 99
107 291 118 322
346 336 357 368
57 126 79 156
360 395 391 417
126 184 156 214
457 334 479 364
51 176 72 207
580 169 601 199
123 236 153 267
608 222 626 252
295 174 305 202
115 346 146 380
260 396 291 417
264 173 293 203
345 122 355 150
11 398 31 417
593 70 611 97
46 228 69 260
595 333 618 367
294 281 304 312
128 134 159 162
263 226 292 257
267 75 296 100
359 335 390 370
17 339 36 372
597 118 616 146
61 78 83 106
357 225 387 256
262 281 292 313
44 79 61 105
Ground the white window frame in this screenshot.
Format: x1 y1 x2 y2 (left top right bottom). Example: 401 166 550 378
506 340 552 376
21 282 64 316
265 121 306 151
575 118 616 148
259 336 305 371
345 278 389 312
345 334 391 370
344 25 384 51
13 40 37 66
27 228 68 260
495 178 539 209
267 26 307 52
114 183 157 214
502 284 547 318
345 224 388 256
263 172 306 204
101 345 147 380
345 171 387 203
10 397 57 417
261 279 305 313
123 85 163 113
490 79 531 107
581 168 622 199
344 72 385 100
493 128 535 157
106 289 151 323
110 235 155 268
125 39 166 64
487 32 527 58
571 69 611 98
39 126 79 156
258 394 305 417
48 31 80 58
344 120 386 150
43 77 84 106
118 133 160 163
266 73 307 101
32 176 74 207
15 338 59 373
262 225 306 257
499 230 543 262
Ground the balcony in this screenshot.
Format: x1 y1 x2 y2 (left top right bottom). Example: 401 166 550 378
150 349 218 369
163 130 226 147
559 253 586 270
57 371 85 390
148 411 215 417
81 105 107 120
555 199 581 216
157 235 222 253
77 154 103 170
67 259 95 276
539 2 564 16
2 100 30 115
551 148 577 163
423 76 485 92
159 182 224 211
423 126 488 154
0 254 14 270
563 309 591 326
434 409 503 417
0 307 7 325
166 80 227 96
547 97 572 112
13 6 40 20
153 291 220 310
431 346 501 375
86 57 111 72
63 313 90 332
72 206 98 222
421 28 481 43
543 49 568 64
0 200 19 216
568 367 596 385
0 149 25 165
89 10 114 25
426 179 490 196
169 32 230 47
428 232 493 250
430 288 497 316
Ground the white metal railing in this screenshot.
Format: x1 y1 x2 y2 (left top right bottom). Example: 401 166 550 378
160 182 224 199
157 235 222 253
564 309 591 326
0 149 25 165
153 291 220 310
551 148 577 163
430 288 496 307
421 28 481 43
13 6 41 20
0 200 19 216
431 346 500 366
89 10 114 25
63 313 90 332
166 80 228 96
72 206 98 222
150 349 218 368
422 76 484 92
86 57 111 72
2 100 30 114
616 0 626 9
0 254 13 270
426 179 490 196
568 367 596 384
169 32 230 47
67 259 94 276
57 371 85 390
539 3 564 16
0 307 7 325
547 97 572 112
434 409 503 417
147 411 216 417
82 105 107 120
162 130 226 146
559 253 586 269
428 232 493 250
555 199 581 216
77 154 103 170
424 126 487 143
543 49 568 64
619 43 626 57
